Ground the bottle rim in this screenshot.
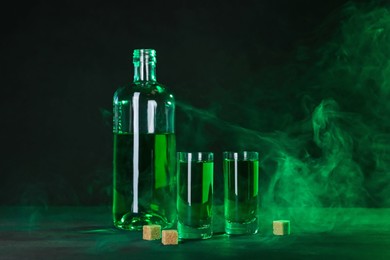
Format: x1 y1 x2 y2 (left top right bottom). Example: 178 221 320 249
133 49 156 59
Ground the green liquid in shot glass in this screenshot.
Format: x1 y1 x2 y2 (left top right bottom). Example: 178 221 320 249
224 159 259 225
177 161 213 229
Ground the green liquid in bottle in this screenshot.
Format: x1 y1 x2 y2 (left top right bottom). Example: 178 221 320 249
113 133 176 230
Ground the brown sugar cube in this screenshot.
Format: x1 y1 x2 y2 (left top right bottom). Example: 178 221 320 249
143 225 161 240
273 220 290 236
162 230 178 245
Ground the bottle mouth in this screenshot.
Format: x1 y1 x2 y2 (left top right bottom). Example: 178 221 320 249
133 49 156 63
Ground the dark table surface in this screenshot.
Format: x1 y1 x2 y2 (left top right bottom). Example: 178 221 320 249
1 206 389 259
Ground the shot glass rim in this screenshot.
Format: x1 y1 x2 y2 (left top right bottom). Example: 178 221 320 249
223 151 258 160
177 152 214 162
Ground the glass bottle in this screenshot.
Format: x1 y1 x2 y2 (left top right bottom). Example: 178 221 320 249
113 49 176 230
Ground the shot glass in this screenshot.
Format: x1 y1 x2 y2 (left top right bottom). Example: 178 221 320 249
177 152 214 239
223 151 259 235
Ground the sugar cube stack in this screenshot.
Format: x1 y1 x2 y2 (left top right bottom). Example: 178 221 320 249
273 220 290 236
143 225 161 240
162 230 178 245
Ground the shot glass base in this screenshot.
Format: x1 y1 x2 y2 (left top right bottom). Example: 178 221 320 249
178 223 212 240
225 218 258 235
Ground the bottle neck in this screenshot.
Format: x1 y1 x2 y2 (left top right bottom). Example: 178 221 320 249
133 59 157 83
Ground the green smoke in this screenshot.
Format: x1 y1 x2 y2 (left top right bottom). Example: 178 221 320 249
266 1 390 210
267 98 365 208
177 0 390 219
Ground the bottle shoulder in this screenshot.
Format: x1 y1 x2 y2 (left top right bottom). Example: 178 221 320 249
113 82 174 102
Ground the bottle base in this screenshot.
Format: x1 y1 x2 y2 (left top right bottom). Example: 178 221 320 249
178 222 212 240
114 212 173 231
225 218 258 235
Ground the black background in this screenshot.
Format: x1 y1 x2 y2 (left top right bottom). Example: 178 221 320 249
1 0 385 206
